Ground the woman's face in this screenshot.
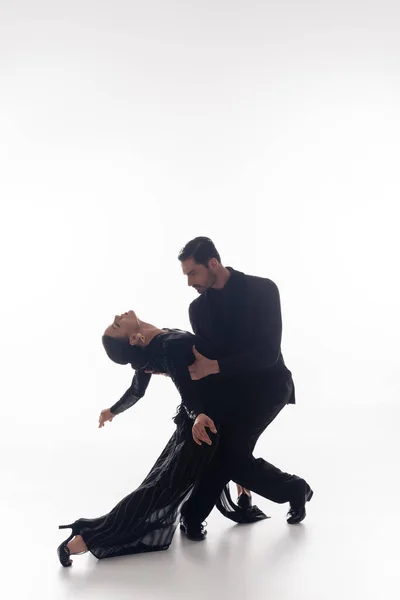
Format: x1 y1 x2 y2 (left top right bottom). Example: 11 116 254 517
104 310 140 338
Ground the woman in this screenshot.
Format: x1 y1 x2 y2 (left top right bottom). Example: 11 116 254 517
57 310 266 567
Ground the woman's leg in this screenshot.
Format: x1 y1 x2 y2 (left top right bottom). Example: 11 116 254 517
59 421 219 561
236 484 251 497
67 536 87 555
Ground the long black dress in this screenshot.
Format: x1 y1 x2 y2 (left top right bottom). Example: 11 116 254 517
67 329 267 560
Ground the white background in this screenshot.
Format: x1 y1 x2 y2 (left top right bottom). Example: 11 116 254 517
1 1 399 598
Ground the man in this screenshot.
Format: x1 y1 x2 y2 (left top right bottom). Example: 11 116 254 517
177 237 313 540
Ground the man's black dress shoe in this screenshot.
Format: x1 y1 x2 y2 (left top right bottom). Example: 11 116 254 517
179 517 207 541
237 492 253 511
287 484 314 524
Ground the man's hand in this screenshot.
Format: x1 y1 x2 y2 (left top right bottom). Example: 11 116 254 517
188 346 220 381
192 413 217 446
98 408 115 428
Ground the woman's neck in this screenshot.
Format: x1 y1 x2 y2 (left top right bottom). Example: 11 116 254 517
141 323 167 346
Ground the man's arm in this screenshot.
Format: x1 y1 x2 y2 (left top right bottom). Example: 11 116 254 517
217 279 282 376
110 370 152 415
189 303 199 335
189 279 282 378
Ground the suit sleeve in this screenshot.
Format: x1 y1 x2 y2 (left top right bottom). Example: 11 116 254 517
110 370 152 415
189 302 199 335
217 280 283 377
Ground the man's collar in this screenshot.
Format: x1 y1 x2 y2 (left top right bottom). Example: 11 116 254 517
208 266 245 293
226 266 245 281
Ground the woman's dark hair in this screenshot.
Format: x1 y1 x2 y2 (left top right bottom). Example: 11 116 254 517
178 236 221 266
102 335 148 370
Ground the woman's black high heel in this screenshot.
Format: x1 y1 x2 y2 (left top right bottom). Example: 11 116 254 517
57 526 74 567
57 520 88 567
237 492 253 511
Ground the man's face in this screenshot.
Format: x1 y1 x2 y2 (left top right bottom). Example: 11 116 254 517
104 310 140 338
181 258 217 294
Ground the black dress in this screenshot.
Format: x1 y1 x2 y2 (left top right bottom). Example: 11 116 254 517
66 329 267 560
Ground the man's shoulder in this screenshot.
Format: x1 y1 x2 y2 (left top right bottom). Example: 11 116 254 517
189 294 204 313
241 271 278 292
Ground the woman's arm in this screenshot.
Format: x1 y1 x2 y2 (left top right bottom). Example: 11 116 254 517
110 370 152 416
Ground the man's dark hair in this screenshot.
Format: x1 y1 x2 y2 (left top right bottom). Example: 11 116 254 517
178 237 221 266
102 335 148 370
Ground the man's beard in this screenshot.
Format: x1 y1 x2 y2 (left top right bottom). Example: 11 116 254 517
194 274 216 294
193 285 206 294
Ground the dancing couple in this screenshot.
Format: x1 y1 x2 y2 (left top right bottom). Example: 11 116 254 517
57 237 313 566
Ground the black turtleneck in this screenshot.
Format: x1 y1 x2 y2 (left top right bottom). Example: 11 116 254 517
188 267 294 402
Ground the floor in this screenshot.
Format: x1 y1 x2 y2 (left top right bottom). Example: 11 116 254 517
2 402 399 600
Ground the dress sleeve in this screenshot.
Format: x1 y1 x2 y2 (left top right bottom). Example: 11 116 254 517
110 370 152 416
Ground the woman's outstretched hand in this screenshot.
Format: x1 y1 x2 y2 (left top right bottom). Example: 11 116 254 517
98 408 114 428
